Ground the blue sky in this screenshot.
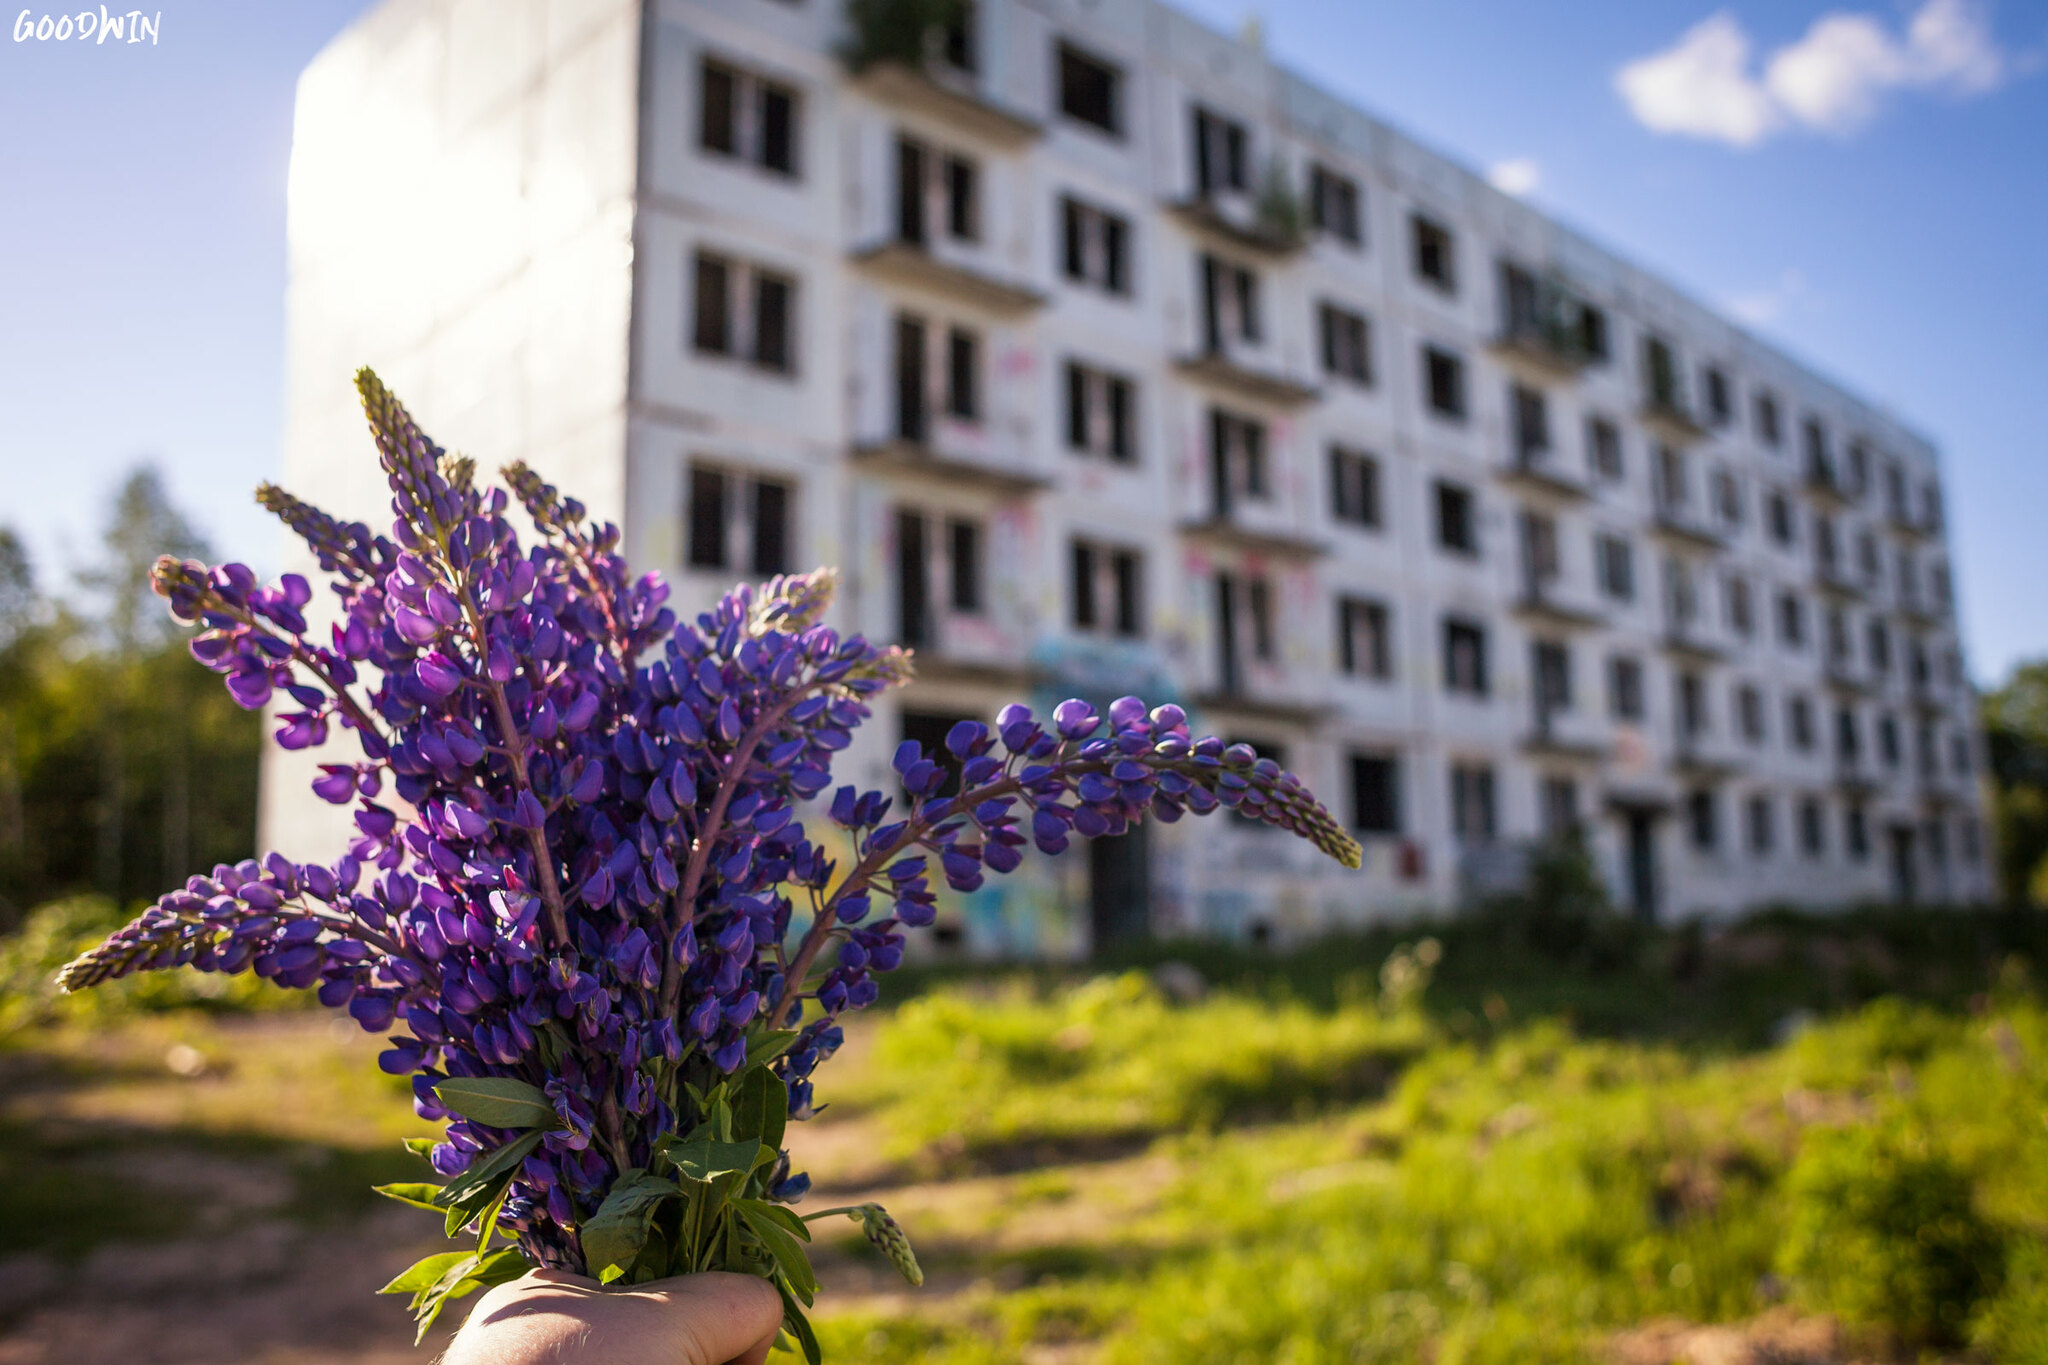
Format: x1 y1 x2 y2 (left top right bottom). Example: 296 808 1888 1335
2 0 2044 682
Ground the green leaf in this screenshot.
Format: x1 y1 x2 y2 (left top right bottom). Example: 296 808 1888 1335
745 1025 802 1070
433 1076 556 1129
403 1137 441 1161
378 1251 471 1297
580 1168 681 1283
666 1138 765 1185
733 1066 788 1156
373 1182 447 1212
777 1281 822 1365
407 1247 530 1344
736 1199 817 1304
434 1130 545 1211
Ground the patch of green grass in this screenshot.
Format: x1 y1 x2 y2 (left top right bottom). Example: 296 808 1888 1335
861 971 1427 1161
833 976 2048 1362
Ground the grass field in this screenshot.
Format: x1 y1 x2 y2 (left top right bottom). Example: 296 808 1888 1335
4 901 2048 1363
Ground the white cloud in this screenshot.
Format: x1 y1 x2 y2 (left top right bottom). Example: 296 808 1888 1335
1487 157 1542 196
1618 0 2011 147
1616 12 1783 147
1723 267 1810 326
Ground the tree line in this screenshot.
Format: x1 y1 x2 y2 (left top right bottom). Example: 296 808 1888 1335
0 466 259 927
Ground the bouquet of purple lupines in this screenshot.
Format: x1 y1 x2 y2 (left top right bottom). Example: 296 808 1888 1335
58 369 1362 1355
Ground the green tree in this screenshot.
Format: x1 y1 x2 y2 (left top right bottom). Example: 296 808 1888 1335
1982 659 2048 905
0 471 258 927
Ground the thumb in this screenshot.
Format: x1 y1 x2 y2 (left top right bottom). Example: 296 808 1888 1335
646 1272 785 1365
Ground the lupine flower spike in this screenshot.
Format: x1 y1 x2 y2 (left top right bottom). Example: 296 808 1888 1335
59 369 1360 1356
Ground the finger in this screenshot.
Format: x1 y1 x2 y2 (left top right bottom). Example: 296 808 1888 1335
647 1272 785 1365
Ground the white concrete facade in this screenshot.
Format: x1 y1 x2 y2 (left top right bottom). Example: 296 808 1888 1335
270 0 1991 953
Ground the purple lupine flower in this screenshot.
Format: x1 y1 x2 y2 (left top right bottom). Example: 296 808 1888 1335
57 368 1361 1322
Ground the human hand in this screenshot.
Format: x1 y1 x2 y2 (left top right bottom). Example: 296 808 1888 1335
441 1269 784 1365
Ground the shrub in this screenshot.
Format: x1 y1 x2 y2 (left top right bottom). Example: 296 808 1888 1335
1777 1121 2005 1345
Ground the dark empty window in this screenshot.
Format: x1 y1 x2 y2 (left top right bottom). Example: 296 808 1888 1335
1057 42 1120 134
1329 447 1379 529
1349 753 1399 834
1768 491 1795 546
896 509 932 646
688 466 728 569
1192 106 1248 195
751 272 792 373
1436 481 1477 556
946 326 979 421
1450 763 1496 841
1778 591 1806 648
1199 253 1260 349
1059 196 1129 294
700 61 737 156
894 313 927 443
693 253 731 355
1596 534 1634 601
946 155 978 240
948 518 982 613
1799 797 1824 857
1072 540 1142 637
1443 617 1488 696
1588 416 1623 481
688 464 791 575
1208 409 1267 515
1065 361 1135 462
699 58 799 176
694 252 797 375
1609 655 1645 720
1412 215 1454 291
1319 302 1372 384
1748 796 1774 855
750 480 788 575
1754 390 1781 447
1534 640 1572 715
1703 366 1731 425
1687 789 1718 852
1424 346 1466 419
1789 695 1815 751
760 84 795 174
1247 578 1275 660
1337 595 1391 679
1309 164 1362 246
1512 383 1549 458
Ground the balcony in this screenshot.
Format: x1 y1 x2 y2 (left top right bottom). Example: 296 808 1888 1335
849 62 1041 147
1908 674 1949 715
1639 395 1706 446
1823 655 1872 697
851 239 1046 316
851 437 1050 496
1803 456 1853 509
840 2 1042 148
1660 619 1727 665
1523 707 1608 761
1649 502 1728 554
1490 320 1599 381
1896 594 1944 630
1177 515 1328 560
1834 752 1881 797
1510 575 1604 631
1672 726 1742 779
1498 446 1592 501
1164 170 1307 259
1173 349 1319 408
1814 558 1866 601
1190 685 1332 728
1886 503 1940 541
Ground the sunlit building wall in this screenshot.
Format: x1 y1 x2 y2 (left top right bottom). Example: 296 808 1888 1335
269 0 1992 950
